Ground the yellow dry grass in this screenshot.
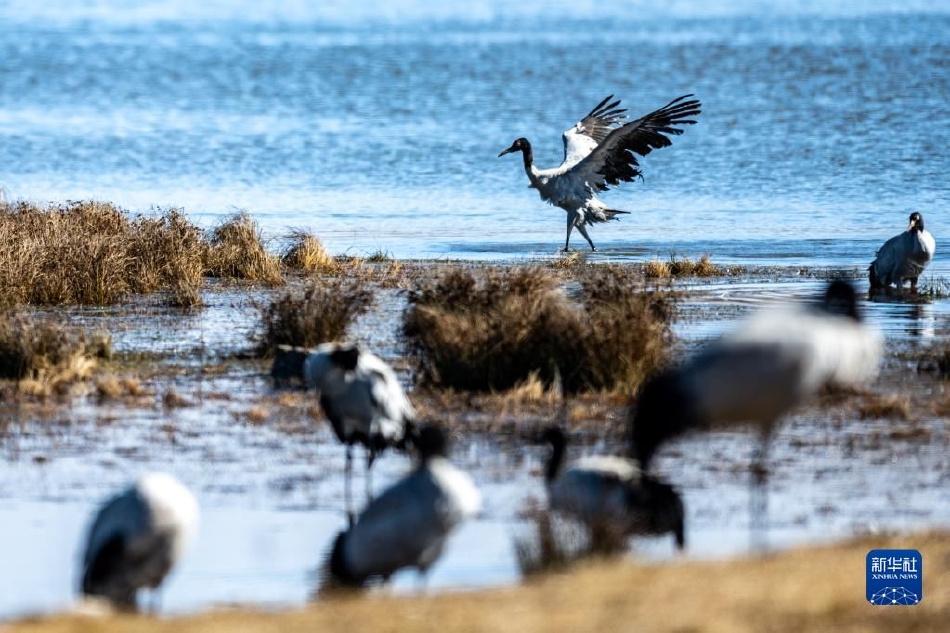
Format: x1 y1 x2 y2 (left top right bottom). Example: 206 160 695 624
281 230 338 274
13 531 948 633
645 254 722 278
0 201 205 305
204 212 283 285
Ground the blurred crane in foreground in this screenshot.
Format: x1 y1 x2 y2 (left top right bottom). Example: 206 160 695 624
81 472 198 612
630 280 881 546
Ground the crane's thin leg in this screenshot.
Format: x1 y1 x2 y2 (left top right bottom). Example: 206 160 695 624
148 589 162 616
576 222 596 251
563 211 577 252
345 446 354 524
750 430 772 553
416 570 429 594
365 449 376 503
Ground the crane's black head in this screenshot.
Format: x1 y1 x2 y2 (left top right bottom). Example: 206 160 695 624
270 346 308 388
498 137 530 157
820 279 860 321
328 343 361 372
629 369 696 472
909 212 925 232
414 424 450 460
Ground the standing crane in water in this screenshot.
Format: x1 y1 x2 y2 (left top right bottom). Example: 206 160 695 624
499 94 701 252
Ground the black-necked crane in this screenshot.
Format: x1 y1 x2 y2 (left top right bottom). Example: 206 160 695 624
541 426 684 551
80 472 199 611
325 424 481 588
630 280 881 543
869 211 936 293
498 94 701 252
271 342 415 518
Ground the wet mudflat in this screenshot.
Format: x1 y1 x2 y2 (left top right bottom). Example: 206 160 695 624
0 265 948 617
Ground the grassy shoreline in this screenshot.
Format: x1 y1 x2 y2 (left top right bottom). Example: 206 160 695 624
10 531 948 632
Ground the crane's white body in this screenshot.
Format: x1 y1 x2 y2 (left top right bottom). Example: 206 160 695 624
332 455 481 584
541 427 684 548
548 455 641 528
302 342 415 448
81 473 198 608
685 303 882 432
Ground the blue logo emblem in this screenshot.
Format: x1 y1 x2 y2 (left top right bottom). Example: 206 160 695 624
866 549 922 605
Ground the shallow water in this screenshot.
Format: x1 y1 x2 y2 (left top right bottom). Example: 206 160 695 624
1 1 948 261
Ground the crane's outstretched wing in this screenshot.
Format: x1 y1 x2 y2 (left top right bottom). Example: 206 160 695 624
567 94 701 192
561 95 628 168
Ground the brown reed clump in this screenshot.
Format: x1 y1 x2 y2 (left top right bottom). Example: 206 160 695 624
0 311 109 393
403 267 571 392
257 279 373 356
645 254 721 278
562 265 674 394
548 251 585 271
281 230 338 274
669 254 720 277
644 257 671 278
403 266 674 394
0 201 207 306
131 208 206 307
204 211 283 285
856 393 911 420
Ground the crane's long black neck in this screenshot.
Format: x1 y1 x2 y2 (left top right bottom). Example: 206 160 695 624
519 140 543 190
518 139 534 170
544 428 566 483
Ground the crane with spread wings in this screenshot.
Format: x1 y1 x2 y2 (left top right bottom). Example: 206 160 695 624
499 94 701 251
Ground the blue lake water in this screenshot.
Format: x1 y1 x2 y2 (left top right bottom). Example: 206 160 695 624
1 0 948 262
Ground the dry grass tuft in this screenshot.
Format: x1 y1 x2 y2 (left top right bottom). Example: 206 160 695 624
162 387 193 409
244 405 269 424
204 212 283 285
670 254 720 277
132 209 206 306
0 201 206 305
645 254 721 278
501 372 559 404
857 393 911 420
403 266 673 394
95 376 148 402
644 257 671 278
257 279 373 356
564 265 674 394
548 251 584 271
365 249 392 263
403 267 569 392
281 230 338 274
0 311 108 394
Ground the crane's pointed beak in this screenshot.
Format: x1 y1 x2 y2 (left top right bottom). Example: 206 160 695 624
498 146 516 157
